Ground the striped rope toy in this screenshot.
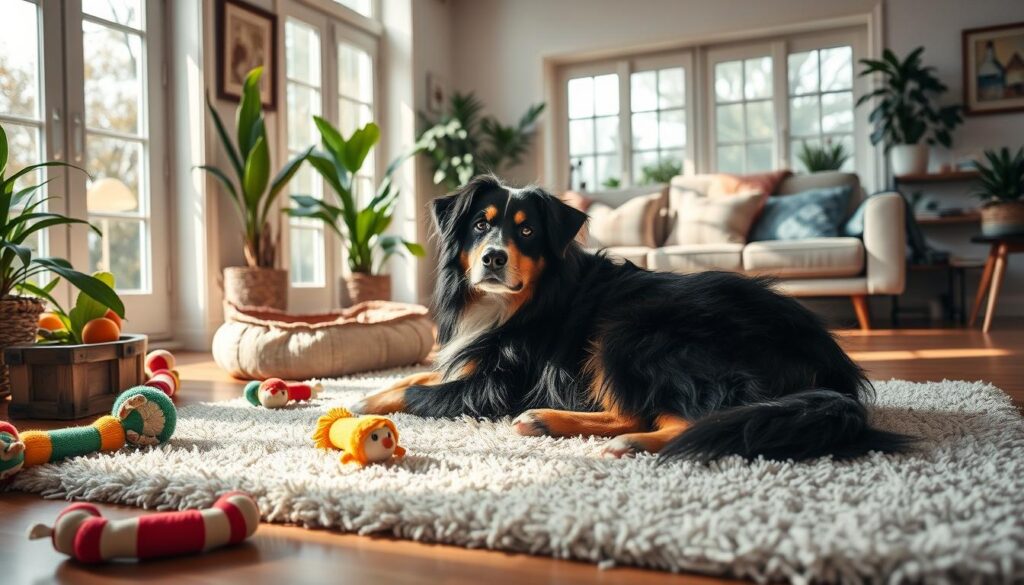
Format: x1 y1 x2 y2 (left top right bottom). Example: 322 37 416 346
28 492 259 562
244 378 321 408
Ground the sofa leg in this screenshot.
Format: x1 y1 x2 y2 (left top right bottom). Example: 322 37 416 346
850 295 871 330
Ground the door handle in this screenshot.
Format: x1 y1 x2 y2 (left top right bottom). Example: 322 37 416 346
50 108 64 161
71 113 84 164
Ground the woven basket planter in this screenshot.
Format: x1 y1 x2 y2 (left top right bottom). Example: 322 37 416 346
345 273 391 306
981 201 1024 237
0 296 45 398
224 267 288 310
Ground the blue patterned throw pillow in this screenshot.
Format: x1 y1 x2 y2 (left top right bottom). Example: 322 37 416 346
748 185 852 241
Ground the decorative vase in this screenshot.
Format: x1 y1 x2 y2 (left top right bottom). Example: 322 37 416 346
345 273 391 305
980 201 1024 237
0 296 45 397
223 267 288 310
890 144 929 177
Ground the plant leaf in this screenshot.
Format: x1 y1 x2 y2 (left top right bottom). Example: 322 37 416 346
343 123 381 174
236 67 265 158
206 94 245 181
33 259 124 319
242 136 271 208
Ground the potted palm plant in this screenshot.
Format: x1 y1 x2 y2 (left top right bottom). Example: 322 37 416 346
797 140 850 173
286 118 425 305
0 125 125 397
974 146 1024 237
198 67 310 309
856 47 963 176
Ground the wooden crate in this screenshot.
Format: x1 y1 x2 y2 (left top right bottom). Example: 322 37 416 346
4 334 147 420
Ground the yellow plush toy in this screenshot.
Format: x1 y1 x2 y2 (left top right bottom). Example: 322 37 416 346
312 408 406 466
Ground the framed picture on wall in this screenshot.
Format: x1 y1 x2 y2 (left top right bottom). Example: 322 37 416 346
962 21 1024 115
217 0 277 109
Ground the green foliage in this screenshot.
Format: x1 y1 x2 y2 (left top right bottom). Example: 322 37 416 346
797 140 850 172
972 147 1024 204
286 118 426 275
639 159 683 185
418 92 545 190
34 271 121 345
601 177 621 189
0 125 124 319
856 47 963 151
198 67 311 268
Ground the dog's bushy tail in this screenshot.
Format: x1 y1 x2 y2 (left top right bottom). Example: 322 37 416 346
659 389 914 463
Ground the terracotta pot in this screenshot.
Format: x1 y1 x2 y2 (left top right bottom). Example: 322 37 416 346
345 273 391 306
0 296 45 397
223 267 288 310
890 144 929 177
981 201 1024 237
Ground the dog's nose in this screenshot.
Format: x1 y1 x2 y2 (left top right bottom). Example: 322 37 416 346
481 248 508 268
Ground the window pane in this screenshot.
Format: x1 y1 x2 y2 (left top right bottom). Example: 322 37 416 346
595 154 620 188
633 151 658 182
568 77 594 119
340 99 372 136
659 109 685 148
658 67 685 109
716 104 744 143
83 22 143 135
89 218 144 291
744 57 772 100
569 118 594 155
333 0 372 18
837 135 855 171
745 101 773 140
83 0 142 28
820 46 853 91
594 116 619 153
717 145 744 173
631 112 657 150
86 135 142 213
1 122 42 190
789 95 820 137
788 50 818 95
339 43 373 103
746 143 773 172
630 70 657 112
821 91 853 133
290 160 322 199
715 61 742 102
290 226 324 285
593 74 619 116
0 1 41 118
662 149 685 168
287 84 321 150
791 138 820 173
578 156 596 190
286 20 321 86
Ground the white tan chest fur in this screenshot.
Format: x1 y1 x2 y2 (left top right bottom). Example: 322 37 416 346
437 294 513 379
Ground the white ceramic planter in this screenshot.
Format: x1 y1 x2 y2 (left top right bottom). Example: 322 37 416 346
890 144 929 177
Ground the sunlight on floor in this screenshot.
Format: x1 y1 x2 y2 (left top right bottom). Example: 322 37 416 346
847 348 1015 362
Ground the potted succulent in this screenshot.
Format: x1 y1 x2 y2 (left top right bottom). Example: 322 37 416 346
973 146 1024 237
856 47 963 176
0 125 126 399
198 67 310 309
286 118 425 305
797 139 850 173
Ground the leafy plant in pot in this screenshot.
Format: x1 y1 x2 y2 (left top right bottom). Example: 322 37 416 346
797 139 850 173
856 47 963 176
973 146 1024 237
198 67 310 310
0 125 125 396
286 118 426 305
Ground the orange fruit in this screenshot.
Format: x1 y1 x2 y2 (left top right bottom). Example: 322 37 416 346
104 308 123 330
82 317 121 344
38 312 65 332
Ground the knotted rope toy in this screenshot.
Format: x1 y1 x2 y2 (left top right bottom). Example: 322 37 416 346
28 491 259 562
0 386 177 481
312 407 406 466
244 378 321 408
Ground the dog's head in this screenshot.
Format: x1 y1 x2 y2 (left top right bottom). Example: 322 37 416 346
432 175 588 297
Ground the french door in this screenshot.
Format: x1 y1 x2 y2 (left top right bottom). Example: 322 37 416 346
0 0 170 336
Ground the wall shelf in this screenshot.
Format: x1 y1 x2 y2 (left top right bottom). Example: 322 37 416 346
915 211 981 225
895 170 979 184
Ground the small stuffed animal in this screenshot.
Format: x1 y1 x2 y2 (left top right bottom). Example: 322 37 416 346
244 378 322 408
312 408 405 466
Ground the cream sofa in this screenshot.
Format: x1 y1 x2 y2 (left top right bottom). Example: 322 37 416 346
582 172 906 329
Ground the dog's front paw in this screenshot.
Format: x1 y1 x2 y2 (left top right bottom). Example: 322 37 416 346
512 410 550 437
597 436 640 459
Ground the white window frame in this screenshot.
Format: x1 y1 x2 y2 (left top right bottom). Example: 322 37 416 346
706 42 779 174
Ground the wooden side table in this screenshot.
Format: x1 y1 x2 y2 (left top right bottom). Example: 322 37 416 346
968 234 1024 332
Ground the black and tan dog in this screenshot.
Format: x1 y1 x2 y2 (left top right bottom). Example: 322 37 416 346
352 175 911 461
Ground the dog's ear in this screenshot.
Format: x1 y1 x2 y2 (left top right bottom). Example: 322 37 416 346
543 193 588 257
431 175 502 235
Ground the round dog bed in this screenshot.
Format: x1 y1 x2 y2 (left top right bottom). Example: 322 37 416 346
212 301 435 380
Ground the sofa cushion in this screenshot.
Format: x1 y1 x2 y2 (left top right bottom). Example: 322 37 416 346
749 186 853 241
587 246 653 268
665 190 765 245
742 237 865 278
586 193 663 248
776 171 863 216
707 170 792 197
647 243 744 273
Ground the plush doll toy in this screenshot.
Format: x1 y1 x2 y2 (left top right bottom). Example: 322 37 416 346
28 491 259 562
0 386 176 481
244 378 321 408
312 407 405 466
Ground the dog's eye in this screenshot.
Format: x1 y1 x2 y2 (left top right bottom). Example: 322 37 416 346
474 220 489 232
371 433 379 441
519 226 534 237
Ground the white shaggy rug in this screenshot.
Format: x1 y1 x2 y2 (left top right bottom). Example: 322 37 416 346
8 370 1024 584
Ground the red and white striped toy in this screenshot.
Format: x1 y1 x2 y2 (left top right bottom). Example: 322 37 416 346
144 369 179 397
28 492 259 562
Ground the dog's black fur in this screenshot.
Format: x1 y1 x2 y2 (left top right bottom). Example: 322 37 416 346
400 175 912 462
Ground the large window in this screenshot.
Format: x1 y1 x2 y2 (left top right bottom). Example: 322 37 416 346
631 67 686 184
338 41 375 201
712 56 775 173
787 46 855 172
567 73 619 191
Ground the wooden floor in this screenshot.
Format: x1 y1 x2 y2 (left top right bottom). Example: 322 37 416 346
2 323 1022 584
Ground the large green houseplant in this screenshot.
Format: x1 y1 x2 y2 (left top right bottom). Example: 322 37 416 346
973 146 1024 237
198 67 310 309
418 92 545 190
0 124 125 395
856 47 963 176
286 117 425 304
